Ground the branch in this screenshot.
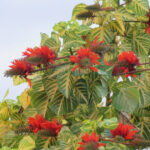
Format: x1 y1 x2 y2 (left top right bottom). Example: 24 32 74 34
100 137 137 146
99 7 115 11
56 56 70 60
137 62 150 66
29 62 71 74
124 20 148 23
113 68 150 76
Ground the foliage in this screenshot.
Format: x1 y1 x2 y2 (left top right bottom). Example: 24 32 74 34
1 0 150 149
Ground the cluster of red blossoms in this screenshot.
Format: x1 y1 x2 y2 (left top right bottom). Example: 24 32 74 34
5 46 56 87
28 114 62 137
111 123 138 140
77 132 106 150
70 47 100 72
112 51 139 77
145 10 150 35
77 123 138 150
23 46 56 65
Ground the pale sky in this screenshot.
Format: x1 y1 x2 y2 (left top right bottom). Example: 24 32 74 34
0 0 149 100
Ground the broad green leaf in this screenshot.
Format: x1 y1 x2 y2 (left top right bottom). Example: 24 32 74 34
19 89 31 109
18 136 35 150
57 66 73 98
127 0 149 16
103 117 118 129
40 33 49 46
72 3 87 19
0 102 9 121
13 76 26 86
91 26 114 43
31 74 49 116
113 84 139 113
105 142 134 150
43 36 61 52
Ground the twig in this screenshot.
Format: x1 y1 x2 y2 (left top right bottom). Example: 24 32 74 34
113 68 150 76
124 21 148 23
99 7 115 11
100 137 137 146
29 62 71 74
56 56 70 60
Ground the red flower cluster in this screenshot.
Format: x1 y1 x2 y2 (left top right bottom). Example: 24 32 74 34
70 47 100 72
112 51 139 77
90 37 104 57
8 59 33 87
145 10 150 35
9 59 33 75
111 123 138 140
23 46 56 65
77 132 106 150
28 114 62 136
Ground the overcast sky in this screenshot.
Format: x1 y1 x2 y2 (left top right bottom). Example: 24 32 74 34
0 0 149 100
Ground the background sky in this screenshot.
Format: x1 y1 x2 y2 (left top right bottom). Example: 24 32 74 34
0 0 149 100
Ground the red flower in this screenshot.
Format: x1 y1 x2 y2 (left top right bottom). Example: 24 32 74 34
112 51 139 77
145 10 150 35
104 60 112 66
111 123 138 140
28 114 46 133
70 47 100 72
9 59 33 75
28 114 62 137
7 59 33 87
145 26 150 35
40 119 62 136
90 37 104 57
22 46 56 65
77 132 106 150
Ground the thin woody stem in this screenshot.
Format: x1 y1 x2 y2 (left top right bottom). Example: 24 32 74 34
100 137 137 146
124 20 148 23
114 68 150 76
56 56 70 60
137 62 150 66
29 62 71 74
99 7 115 11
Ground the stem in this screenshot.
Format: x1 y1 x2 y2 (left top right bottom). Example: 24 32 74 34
30 62 71 74
124 21 148 23
100 137 137 146
56 56 70 60
137 62 150 66
113 68 150 76
99 7 115 11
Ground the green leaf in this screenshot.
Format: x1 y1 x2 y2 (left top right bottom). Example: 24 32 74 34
40 33 49 46
57 66 73 98
113 84 139 113
19 89 31 109
53 21 68 33
31 74 49 116
0 102 9 121
18 136 35 150
105 142 134 150
72 3 87 19
91 26 114 43
127 0 149 16
13 76 26 86
43 35 61 52
103 117 118 129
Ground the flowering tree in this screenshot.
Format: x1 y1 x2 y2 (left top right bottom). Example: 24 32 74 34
1 0 150 149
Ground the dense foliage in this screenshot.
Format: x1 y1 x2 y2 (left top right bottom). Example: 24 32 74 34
1 0 150 149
